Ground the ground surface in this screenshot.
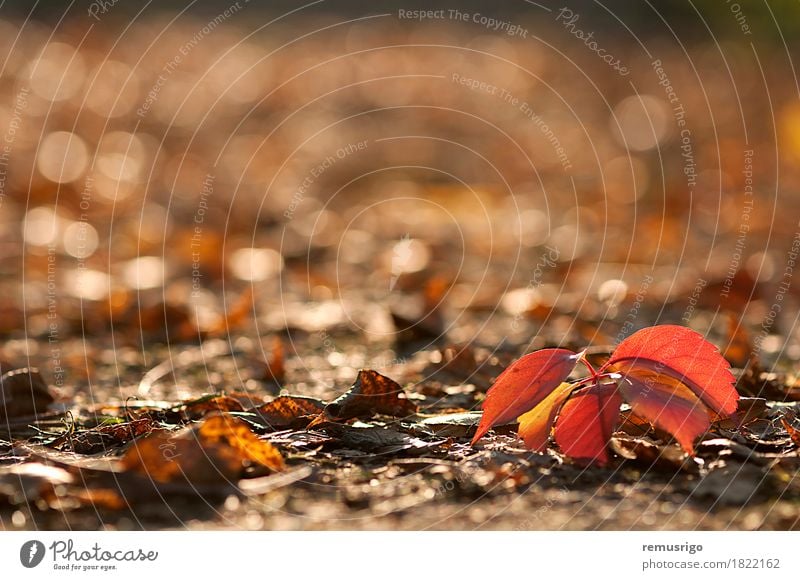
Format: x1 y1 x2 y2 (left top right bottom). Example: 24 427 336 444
2 322 800 531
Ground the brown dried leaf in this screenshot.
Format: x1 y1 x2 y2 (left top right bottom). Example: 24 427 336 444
735 397 769 423
712 395 765 430
253 395 326 429
198 413 284 472
207 287 255 336
741 418 794 449
65 418 158 454
611 434 696 472
260 335 285 383
121 430 239 484
137 301 195 343
318 422 446 455
121 414 283 484
417 411 482 438
703 270 762 310
780 415 800 447
722 314 757 369
389 276 448 346
617 408 654 437
323 369 418 421
180 394 245 420
0 368 53 419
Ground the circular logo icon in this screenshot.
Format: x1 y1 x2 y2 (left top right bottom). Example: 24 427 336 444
20 540 45 568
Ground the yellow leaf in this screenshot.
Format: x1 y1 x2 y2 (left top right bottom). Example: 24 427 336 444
517 382 576 451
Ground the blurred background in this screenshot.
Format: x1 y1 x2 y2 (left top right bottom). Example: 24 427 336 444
1 0 800 402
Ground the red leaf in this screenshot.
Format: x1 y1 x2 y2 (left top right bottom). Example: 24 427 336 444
517 382 576 451
617 373 710 453
607 325 738 417
471 348 580 444
553 383 621 465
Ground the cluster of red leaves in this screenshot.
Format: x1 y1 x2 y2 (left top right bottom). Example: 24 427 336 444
472 325 739 465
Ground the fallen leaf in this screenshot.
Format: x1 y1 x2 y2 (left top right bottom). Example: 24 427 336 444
734 397 769 424
703 270 763 310
780 415 800 447
610 434 696 472
416 411 483 438
65 418 158 454
207 287 254 335
324 369 418 421
137 301 195 343
260 335 286 383
722 314 757 369
472 349 581 444
617 374 710 454
617 408 656 437
0 368 53 419
179 394 245 420
199 413 284 472
318 422 446 455
740 418 794 450
121 429 240 484
473 326 739 465
554 383 621 466
607 325 738 416
389 276 449 347
253 395 326 429
517 382 575 451
121 414 283 484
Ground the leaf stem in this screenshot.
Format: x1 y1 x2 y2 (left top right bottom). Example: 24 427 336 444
570 371 621 392
578 355 600 380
